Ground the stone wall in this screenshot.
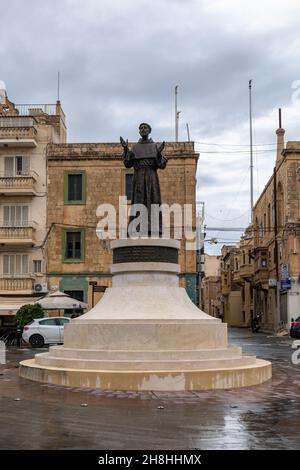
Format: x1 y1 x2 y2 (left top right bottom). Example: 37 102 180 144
46 142 199 307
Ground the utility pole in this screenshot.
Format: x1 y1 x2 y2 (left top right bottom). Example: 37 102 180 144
279 107 282 128
275 108 282 331
57 72 60 101
175 85 179 142
249 79 254 223
186 123 190 142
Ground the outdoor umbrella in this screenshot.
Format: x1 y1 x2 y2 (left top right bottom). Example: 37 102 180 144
35 290 88 310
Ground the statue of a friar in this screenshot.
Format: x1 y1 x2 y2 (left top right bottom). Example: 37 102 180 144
120 123 168 236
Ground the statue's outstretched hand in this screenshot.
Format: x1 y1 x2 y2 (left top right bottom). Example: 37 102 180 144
157 141 165 153
120 136 129 150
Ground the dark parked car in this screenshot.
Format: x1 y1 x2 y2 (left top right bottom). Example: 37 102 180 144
290 316 300 338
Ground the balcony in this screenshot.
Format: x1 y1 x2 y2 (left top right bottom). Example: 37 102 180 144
233 270 242 284
221 283 231 296
0 222 36 245
240 263 254 280
0 117 37 148
0 172 38 196
0 275 34 294
254 267 269 287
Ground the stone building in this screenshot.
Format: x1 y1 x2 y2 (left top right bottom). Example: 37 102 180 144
220 245 242 326
226 119 300 332
232 226 255 327
46 142 199 309
202 254 221 317
0 87 66 322
252 122 300 331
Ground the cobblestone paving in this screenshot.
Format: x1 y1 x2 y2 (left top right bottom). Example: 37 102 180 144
0 329 299 449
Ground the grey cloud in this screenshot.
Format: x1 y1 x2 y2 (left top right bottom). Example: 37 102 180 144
1 0 300 253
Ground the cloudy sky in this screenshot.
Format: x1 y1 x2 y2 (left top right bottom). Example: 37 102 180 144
2 0 300 254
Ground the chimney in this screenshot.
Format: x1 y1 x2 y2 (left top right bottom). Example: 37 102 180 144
276 108 285 165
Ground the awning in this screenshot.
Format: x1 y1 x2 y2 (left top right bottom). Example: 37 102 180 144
35 291 88 310
0 297 36 316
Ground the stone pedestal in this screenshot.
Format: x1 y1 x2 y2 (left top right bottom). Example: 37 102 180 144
20 239 271 390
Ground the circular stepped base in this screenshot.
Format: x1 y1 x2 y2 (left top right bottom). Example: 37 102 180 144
20 238 272 391
20 358 271 391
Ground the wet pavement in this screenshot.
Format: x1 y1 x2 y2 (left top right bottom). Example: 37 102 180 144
0 328 299 450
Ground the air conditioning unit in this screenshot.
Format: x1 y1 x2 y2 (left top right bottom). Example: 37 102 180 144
33 282 48 294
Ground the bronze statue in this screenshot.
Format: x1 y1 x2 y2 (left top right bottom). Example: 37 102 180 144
120 123 167 235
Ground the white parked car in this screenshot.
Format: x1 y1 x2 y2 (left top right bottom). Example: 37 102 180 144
22 317 71 348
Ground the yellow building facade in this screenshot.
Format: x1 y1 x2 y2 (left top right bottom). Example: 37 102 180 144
220 245 242 326
252 126 300 330
46 142 199 309
220 123 300 332
202 254 221 317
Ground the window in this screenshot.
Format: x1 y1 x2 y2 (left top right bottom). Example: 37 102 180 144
64 171 86 204
4 156 30 176
3 205 29 227
68 174 82 201
261 258 267 268
63 229 85 262
39 318 58 326
66 232 81 259
57 318 70 325
259 222 264 238
125 172 134 201
33 260 42 273
3 254 29 275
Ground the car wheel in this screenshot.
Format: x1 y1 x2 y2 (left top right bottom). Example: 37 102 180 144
29 334 44 348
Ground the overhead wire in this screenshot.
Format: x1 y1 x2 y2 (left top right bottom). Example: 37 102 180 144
194 141 276 147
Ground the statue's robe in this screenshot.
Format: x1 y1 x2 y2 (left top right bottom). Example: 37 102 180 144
123 138 167 235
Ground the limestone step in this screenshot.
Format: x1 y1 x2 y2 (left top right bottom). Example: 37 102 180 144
49 345 242 361
20 357 272 391
34 352 256 371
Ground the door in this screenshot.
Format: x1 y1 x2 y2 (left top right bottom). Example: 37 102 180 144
64 290 84 317
56 317 70 342
280 292 288 324
38 318 60 344
3 205 29 227
4 156 30 176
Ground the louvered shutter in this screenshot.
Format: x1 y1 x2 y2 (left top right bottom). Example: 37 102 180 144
22 156 30 175
4 157 14 177
3 206 10 226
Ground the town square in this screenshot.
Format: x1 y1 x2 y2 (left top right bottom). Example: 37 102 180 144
0 0 300 461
